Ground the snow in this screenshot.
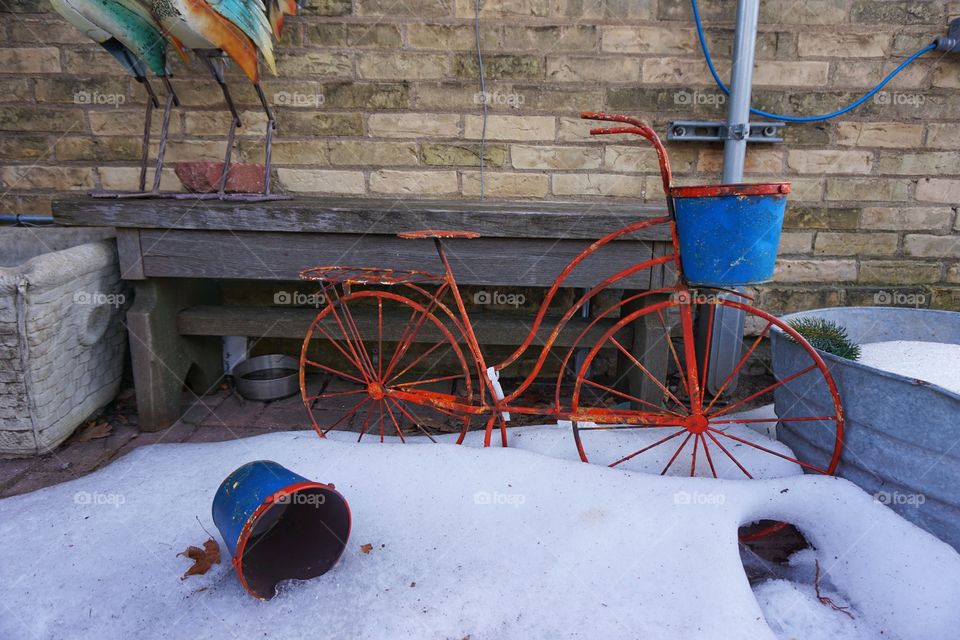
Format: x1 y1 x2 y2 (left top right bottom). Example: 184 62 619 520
1 425 958 640
858 340 960 394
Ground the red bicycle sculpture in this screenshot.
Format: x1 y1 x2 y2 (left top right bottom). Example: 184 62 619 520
298 112 844 483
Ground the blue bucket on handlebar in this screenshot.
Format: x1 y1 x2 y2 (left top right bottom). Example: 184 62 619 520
671 182 790 287
212 460 351 600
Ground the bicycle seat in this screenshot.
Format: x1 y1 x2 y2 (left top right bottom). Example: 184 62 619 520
397 230 481 239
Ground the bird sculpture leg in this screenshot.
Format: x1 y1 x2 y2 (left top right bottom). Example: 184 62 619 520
253 83 275 196
198 50 241 199
135 77 160 192
147 76 180 196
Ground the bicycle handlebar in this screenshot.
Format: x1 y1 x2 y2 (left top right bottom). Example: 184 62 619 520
580 112 673 198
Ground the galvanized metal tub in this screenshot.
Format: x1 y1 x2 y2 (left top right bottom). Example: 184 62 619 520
771 306 960 550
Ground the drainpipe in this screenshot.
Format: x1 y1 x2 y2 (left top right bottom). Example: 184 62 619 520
702 0 760 394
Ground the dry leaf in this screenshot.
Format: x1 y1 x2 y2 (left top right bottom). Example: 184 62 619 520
360 543 373 554
178 537 221 579
76 421 112 442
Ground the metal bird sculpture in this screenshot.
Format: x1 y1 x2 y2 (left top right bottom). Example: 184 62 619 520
154 0 291 199
51 0 180 196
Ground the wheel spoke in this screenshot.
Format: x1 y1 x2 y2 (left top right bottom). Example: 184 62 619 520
609 335 688 414
377 297 383 379
303 359 367 385
657 308 688 397
356 401 377 442
325 291 376 380
660 432 693 475
698 302 716 407
382 397 407 441
388 341 453 386
582 378 686 417
689 431 700 476
710 364 818 418
709 428 829 474
703 321 772 414
387 397 433 443
304 389 366 402
710 415 836 426
339 295 378 381
322 396 370 436
313 322 369 379
608 428 686 468
699 434 718 478
576 422 684 431
704 429 753 479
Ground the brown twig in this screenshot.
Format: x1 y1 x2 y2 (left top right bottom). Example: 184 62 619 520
814 559 854 619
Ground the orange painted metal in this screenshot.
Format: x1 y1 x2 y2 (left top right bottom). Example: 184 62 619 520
297 112 845 497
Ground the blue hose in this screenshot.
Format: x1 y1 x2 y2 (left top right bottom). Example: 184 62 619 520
691 0 936 122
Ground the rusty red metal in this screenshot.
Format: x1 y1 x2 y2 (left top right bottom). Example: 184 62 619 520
296 112 845 498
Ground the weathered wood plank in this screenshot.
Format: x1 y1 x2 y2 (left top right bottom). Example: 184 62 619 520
114 229 145 280
52 197 671 241
178 304 627 348
138 229 661 288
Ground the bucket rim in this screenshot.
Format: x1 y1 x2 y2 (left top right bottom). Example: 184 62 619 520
670 182 790 198
233 480 351 599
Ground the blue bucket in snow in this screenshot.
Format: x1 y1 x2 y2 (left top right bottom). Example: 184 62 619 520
671 182 790 286
212 460 351 599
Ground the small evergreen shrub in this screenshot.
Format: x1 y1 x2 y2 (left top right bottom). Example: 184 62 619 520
787 317 861 361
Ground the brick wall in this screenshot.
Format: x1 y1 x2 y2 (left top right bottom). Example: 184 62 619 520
1 0 959 312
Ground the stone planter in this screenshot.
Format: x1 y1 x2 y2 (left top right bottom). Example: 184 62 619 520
0 228 127 456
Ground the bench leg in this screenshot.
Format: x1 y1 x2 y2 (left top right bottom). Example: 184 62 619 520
126 279 222 432
619 290 672 408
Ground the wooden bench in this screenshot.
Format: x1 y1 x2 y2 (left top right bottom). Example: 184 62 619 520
52 197 674 431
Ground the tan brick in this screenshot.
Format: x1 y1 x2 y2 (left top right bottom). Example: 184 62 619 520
0 135 52 161
933 63 960 89
320 82 410 109
904 234 960 258
787 150 872 174
464 115 554 141
825 178 908 202
276 51 352 77
774 259 857 283
836 122 924 147
814 232 898 256
240 140 329 165
947 264 960 284
328 141 418 166
369 170 457 195
785 207 860 230
346 24 402 47
879 152 960 175
511 145 601 170
761 0 848 23
282 112 363 136
35 78 129 104
461 171 549 197
501 25 597 51
601 26 696 54
0 78 33 103
99 167 179 191
603 145 695 173
9 19 89 44
0 166 94 190
915 178 960 204
407 24 499 50
277 169 366 194
0 194 52 216
54 136 141 162
0 47 60 73
797 32 889 57
642 57 713 85
422 142 506 167
777 232 814 254
931 287 960 311
454 0 548 18
557 116 604 142
833 61 927 89
0 107 85 133
89 110 180 137
859 261 942 284
369 113 460 138
926 124 960 149
547 56 640 83
699 148 784 173
184 111 269 136
357 54 447 80
860 207 953 231
553 173 641 197
358 0 451 18
158 140 229 163
454 55 544 81
753 61 829 86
